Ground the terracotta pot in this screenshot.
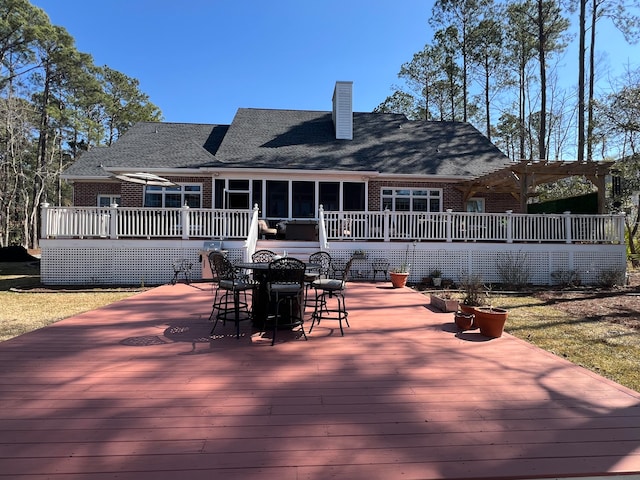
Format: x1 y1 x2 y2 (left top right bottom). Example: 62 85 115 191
390 271 409 288
454 311 475 331
474 307 508 338
458 303 476 315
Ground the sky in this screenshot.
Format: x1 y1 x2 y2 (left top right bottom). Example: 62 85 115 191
29 0 432 125
29 0 638 127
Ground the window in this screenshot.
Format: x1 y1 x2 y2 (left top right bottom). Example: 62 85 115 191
144 185 202 208
292 181 315 217
381 188 441 212
97 195 120 207
343 182 365 211
466 198 485 212
319 182 339 211
266 180 288 218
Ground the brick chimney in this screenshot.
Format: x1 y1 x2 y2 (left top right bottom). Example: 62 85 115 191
332 81 353 140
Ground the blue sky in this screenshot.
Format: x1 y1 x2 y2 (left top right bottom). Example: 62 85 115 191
30 0 431 124
30 0 637 127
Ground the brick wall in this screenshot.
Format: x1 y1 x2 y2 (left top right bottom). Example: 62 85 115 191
368 180 522 213
73 177 212 207
74 182 120 206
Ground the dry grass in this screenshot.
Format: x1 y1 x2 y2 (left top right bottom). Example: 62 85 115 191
0 262 141 342
493 294 640 393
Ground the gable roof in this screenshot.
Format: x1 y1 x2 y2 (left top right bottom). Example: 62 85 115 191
63 109 512 179
62 123 228 177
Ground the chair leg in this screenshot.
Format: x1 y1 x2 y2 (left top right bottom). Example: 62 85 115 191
234 290 242 339
310 290 348 336
209 288 227 336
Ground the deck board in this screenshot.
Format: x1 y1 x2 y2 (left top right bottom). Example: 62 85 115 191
0 281 639 479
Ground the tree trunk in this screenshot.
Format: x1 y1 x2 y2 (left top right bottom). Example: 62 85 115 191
577 0 587 163
537 0 547 161
586 0 598 161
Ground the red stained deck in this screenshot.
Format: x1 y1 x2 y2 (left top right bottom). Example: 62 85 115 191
0 281 639 480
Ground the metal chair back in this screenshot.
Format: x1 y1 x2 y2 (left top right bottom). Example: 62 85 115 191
308 251 332 279
252 249 276 263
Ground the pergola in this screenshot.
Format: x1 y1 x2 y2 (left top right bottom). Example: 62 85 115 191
457 159 616 213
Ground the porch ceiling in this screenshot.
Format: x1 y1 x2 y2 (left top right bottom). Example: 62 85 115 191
456 159 616 212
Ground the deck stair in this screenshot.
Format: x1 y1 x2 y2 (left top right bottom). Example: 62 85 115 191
255 240 321 261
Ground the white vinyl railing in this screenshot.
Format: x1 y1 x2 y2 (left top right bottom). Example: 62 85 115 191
41 203 625 245
41 204 253 240
320 209 624 244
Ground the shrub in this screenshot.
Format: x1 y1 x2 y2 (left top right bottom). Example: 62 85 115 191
458 272 485 306
551 269 581 288
496 252 532 290
597 267 627 288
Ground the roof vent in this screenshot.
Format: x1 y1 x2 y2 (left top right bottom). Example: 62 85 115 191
332 81 353 140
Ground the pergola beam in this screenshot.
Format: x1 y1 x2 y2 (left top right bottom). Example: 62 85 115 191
455 160 615 213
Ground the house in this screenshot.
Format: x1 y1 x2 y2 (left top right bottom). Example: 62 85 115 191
63 81 518 215
43 81 624 286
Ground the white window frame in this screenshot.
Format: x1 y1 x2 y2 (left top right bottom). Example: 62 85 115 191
144 184 203 208
97 195 121 207
381 187 442 212
466 197 485 213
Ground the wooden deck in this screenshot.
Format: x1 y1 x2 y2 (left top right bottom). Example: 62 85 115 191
0 281 639 480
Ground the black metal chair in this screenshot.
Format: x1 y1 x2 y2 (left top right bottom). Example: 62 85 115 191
251 249 276 263
304 251 332 307
310 257 355 336
170 258 193 285
209 252 257 339
207 251 223 316
265 257 308 345
371 258 390 282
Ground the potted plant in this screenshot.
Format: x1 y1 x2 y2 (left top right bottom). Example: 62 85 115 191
389 245 412 288
352 249 367 260
473 305 508 338
430 269 442 287
390 263 410 288
457 273 485 315
429 289 459 312
454 311 475 331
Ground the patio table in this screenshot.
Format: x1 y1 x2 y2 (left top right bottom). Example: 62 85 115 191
235 261 319 326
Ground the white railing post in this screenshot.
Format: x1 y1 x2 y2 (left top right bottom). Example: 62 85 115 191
40 202 50 239
181 204 190 240
244 204 260 261
383 208 390 242
445 209 453 242
505 210 513 244
109 203 119 239
318 204 329 249
563 211 572 244
618 213 626 244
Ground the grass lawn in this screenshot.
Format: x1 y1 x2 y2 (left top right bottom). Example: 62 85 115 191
0 262 142 342
495 294 640 393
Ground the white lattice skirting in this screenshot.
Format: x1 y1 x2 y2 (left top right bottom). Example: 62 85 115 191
40 239 626 286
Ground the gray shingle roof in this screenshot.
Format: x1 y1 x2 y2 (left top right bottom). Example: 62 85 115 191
63 110 511 179
62 122 228 177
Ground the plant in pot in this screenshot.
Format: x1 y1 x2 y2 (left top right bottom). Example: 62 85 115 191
457 273 485 314
454 273 485 330
473 305 508 338
429 288 459 313
430 269 442 287
472 286 508 338
389 263 410 288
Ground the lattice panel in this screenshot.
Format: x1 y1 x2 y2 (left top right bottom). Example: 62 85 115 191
41 245 242 285
574 251 626 285
41 242 626 286
41 247 114 285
